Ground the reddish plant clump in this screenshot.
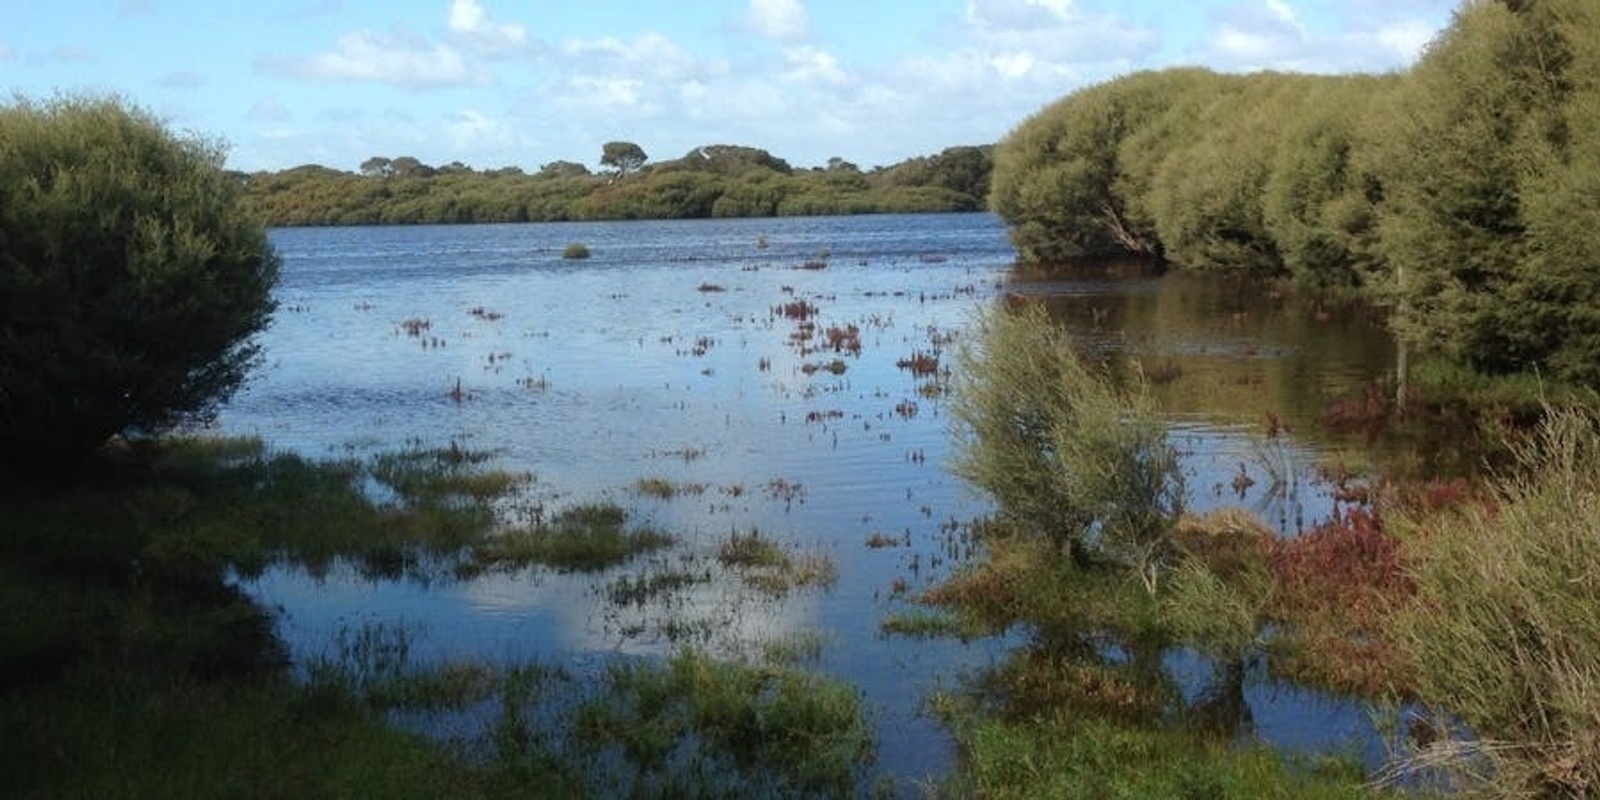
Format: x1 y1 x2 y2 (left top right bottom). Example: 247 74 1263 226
1259 508 1415 696
776 300 818 321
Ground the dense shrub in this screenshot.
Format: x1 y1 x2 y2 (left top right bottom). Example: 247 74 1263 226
0 96 279 470
948 302 1184 592
1394 406 1600 795
989 0 1600 386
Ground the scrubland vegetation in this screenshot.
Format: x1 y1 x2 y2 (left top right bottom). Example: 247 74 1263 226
239 143 993 226
931 300 1600 797
990 0 1600 387
8 1 1600 796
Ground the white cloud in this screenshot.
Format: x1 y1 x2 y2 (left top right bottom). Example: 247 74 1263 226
1264 0 1303 32
781 46 847 87
1195 0 1453 74
560 75 650 114
262 30 479 89
447 0 527 54
745 0 811 41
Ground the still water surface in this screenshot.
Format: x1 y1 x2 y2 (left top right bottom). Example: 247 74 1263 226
222 213 1399 789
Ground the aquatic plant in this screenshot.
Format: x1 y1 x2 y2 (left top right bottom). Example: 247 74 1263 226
896 350 941 377
562 242 591 259
948 303 1185 593
775 299 818 321
473 503 673 573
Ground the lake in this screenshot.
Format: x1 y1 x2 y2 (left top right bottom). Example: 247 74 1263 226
221 213 1402 792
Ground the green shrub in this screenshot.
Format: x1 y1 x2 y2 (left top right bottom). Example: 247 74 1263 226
947 302 1184 592
0 96 279 470
1394 405 1600 795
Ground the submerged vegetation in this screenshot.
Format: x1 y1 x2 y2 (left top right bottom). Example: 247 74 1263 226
0 439 878 798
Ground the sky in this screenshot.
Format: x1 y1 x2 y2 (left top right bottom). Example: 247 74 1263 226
2 0 1462 174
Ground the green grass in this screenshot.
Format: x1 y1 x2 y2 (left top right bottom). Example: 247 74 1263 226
716 528 837 596
933 704 1375 800
880 609 982 640
473 502 674 573
567 649 883 798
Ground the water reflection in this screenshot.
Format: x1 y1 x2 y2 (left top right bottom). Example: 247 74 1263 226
228 216 1410 788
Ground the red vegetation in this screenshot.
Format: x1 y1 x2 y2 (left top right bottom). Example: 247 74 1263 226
1260 508 1414 696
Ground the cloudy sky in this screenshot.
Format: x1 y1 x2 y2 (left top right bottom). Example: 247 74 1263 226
3 0 1459 173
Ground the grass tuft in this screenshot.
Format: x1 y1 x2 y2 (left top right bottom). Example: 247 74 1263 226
475 503 673 573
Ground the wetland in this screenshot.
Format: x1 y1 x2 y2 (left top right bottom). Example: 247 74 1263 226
212 212 1417 792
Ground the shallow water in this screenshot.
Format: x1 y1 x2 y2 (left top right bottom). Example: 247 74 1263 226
224 213 1401 790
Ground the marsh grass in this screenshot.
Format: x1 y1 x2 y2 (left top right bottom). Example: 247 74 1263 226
474 502 674 573
605 567 711 608
633 476 707 499
929 702 1374 800
880 609 981 640
0 439 571 799
370 444 531 505
565 649 881 798
716 529 837 597
2 436 888 799
483 648 886 799
305 621 496 712
1389 405 1600 795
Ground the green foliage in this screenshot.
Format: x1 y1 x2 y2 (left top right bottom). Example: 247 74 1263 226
1373 0 1600 383
0 96 280 469
472 502 673 573
948 302 1184 591
992 1 1600 386
566 649 879 798
989 68 1222 264
561 241 590 259
938 705 1373 800
1394 405 1600 795
600 140 648 177
240 144 993 225
1262 75 1397 289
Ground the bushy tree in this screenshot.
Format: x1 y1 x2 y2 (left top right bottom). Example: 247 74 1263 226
1363 0 1600 380
949 303 1185 592
0 96 279 469
600 141 648 178
988 69 1224 265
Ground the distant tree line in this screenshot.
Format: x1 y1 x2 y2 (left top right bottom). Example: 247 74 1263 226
238 143 992 227
990 0 1600 386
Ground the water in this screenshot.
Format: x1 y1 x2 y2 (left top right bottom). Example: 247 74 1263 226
222 213 1402 789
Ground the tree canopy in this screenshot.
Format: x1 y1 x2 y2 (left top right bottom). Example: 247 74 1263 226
0 96 280 469
600 141 648 178
238 144 993 226
989 0 1600 386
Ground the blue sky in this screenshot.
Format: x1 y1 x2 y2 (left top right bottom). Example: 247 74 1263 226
2 0 1460 173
